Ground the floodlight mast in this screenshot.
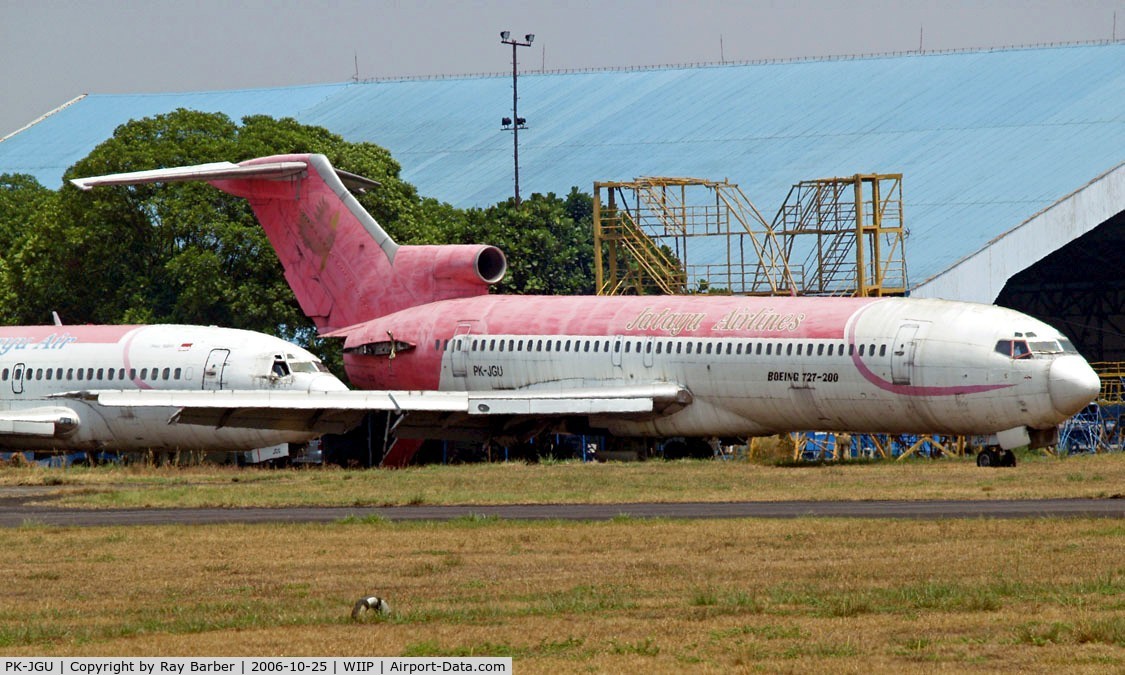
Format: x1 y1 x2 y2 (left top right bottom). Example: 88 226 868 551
500 31 534 206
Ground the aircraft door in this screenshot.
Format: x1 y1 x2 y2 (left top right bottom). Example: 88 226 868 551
611 337 623 368
451 323 473 378
891 323 920 385
202 349 230 390
11 363 25 394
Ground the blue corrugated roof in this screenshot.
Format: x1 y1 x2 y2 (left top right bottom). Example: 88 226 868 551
2 43 1122 288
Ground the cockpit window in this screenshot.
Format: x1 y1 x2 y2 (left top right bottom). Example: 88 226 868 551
1058 338 1078 354
272 358 291 377
1029 340 1063 354
288 361 323 373
995 339 1033 359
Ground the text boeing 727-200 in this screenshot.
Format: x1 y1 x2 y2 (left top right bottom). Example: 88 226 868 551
73 155 1102 467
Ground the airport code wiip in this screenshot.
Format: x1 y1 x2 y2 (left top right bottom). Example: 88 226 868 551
0 659 511 675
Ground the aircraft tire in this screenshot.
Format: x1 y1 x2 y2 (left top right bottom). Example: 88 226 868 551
976 449 996 468
1000 449 1017 467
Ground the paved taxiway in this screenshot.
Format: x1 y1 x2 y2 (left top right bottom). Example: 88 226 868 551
2 497 1123 527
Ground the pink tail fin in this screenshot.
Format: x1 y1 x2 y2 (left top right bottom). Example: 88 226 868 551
74 154 506 333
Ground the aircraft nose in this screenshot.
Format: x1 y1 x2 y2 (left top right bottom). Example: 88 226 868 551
308 374 348 393
1048 355 1101 417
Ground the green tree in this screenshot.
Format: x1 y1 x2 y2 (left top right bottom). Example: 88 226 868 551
2 109 599 378
0 174 63 323
14 109 451 374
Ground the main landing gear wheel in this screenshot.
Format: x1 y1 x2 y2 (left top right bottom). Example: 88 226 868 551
977 448 1016 468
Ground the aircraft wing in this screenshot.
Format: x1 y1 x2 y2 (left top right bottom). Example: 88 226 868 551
90 384 692 436
0 407 80 437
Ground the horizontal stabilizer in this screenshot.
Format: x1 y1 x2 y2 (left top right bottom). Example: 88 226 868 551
69 159 381 193
69 161 308 191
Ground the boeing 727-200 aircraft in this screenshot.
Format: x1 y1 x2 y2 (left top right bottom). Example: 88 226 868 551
73 154 1102 467
0 322 357 454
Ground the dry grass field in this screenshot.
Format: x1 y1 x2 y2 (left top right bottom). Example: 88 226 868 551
0 517 1122 672
1 454 1123 671
3 451 1124 509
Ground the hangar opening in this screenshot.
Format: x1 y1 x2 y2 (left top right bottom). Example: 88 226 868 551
995 208 1125 363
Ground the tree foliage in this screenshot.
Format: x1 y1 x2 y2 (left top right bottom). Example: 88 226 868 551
454 189 595 295
0 109 596 378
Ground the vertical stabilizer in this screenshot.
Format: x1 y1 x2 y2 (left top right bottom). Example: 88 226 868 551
73 154 507 333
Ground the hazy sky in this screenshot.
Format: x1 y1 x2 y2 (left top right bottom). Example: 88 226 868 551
1 0 1122 136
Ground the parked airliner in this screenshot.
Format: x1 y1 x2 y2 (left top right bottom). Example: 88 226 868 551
0 322 354 453
73 154 1102 467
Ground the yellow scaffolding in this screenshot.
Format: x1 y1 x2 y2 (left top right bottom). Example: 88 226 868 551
773 173 907 297
1091 362 1125 403
592 177 796 296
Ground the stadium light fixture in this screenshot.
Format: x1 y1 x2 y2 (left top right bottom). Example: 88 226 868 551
500 30 534 206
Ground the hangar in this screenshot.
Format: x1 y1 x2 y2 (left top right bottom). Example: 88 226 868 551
2 41 1123 361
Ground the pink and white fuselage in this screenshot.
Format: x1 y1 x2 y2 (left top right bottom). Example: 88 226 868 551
72 154 1101 463
0 324 344 452
345 293 1096 442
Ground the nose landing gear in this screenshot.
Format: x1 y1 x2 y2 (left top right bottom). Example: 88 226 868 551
976 447 1017 467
